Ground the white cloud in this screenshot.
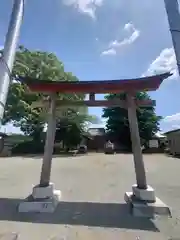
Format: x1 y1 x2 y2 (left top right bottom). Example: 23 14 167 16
164 113 180 122
101 48 116 56
62 0 103 18
101 23 140 56
171 124 180 129
162 113 180 131
161 113 180 132
143 48 178 78
124 22 135 32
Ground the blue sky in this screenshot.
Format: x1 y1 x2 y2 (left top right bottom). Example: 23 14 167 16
0 0 180 133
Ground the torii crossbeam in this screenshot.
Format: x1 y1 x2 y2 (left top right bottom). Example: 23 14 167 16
18 72 172 217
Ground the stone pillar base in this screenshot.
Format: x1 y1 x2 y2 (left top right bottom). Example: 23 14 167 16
124 185 171 218
132 184 156 202
18 183 61 213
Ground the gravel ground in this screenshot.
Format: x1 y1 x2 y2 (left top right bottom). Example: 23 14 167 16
0 153 179 239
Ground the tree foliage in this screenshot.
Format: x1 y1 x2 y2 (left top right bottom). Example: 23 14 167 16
55 107 98 149
3 46 96 143
55 120 82 150
102 92 162 149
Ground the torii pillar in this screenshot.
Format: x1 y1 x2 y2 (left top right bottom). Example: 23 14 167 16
125 92 171 217
127 93 147 190
19 94 61 213
39 94 57 187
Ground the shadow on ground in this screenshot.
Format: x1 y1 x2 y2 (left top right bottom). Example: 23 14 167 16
0 198 159 232
11 154 77 159
165 153 180 159
11 153 90 159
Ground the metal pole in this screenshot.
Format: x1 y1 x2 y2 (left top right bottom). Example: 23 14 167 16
40 94 57 187
0 0 24 121
164 0 180 76
127 94 147 189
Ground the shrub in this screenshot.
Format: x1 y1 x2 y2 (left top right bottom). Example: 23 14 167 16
12 140 45 154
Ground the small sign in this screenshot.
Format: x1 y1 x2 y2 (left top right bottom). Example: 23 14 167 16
149 140 159 148
42 203 48 209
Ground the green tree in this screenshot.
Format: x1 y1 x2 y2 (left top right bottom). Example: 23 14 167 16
55 121 82 151
55 108 99 150
2 46 89 140
102 92 162 149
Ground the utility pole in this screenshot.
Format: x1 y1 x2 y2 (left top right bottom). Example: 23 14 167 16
164 0 180 76
0 0 24 122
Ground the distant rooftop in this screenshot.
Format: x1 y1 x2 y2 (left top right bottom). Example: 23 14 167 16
154 132 166 138
164 129 180 135
88 128 105 136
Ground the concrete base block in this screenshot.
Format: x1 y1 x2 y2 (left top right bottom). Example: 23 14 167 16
18 189 61 213
32 183 54 199
132 184 156 202
125 192 171 218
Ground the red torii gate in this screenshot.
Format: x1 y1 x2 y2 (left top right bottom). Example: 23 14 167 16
18 72 171 217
